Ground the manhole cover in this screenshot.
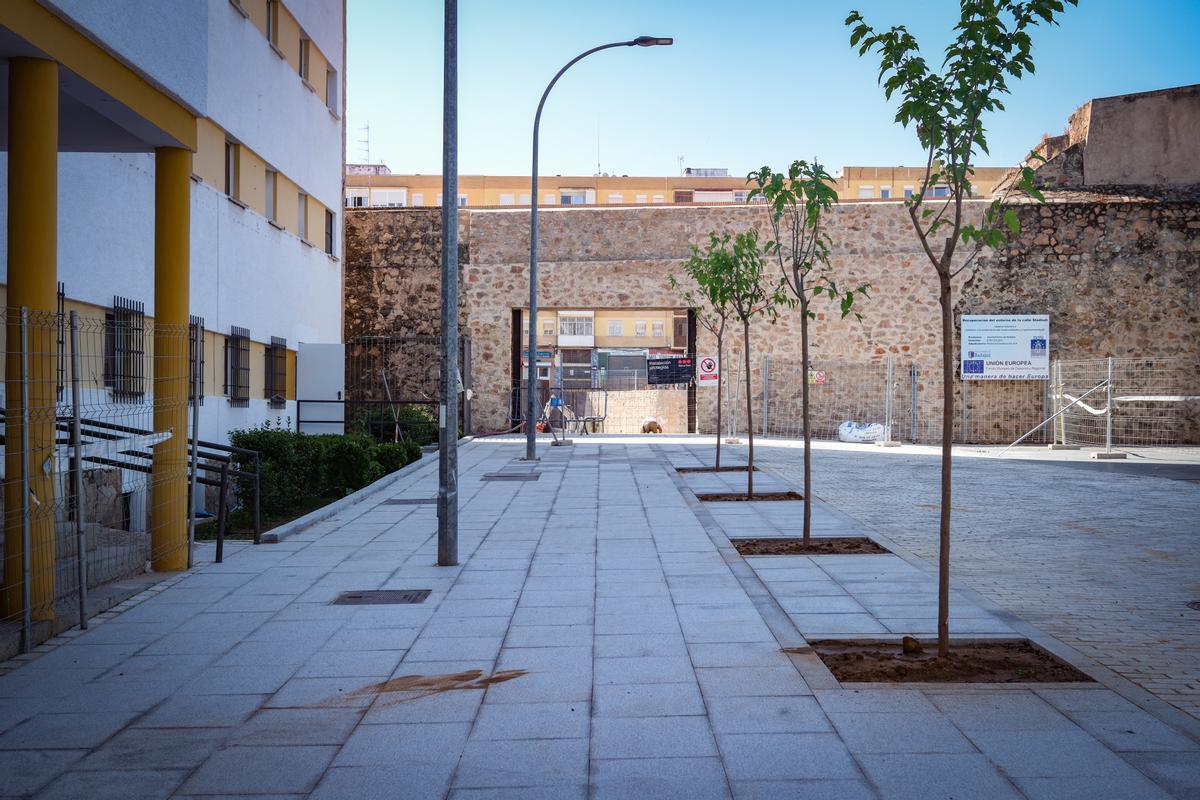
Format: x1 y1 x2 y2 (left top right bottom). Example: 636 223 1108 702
1188 601 1200 612
481 473 540 481
333 590 431 605
379 498 437 505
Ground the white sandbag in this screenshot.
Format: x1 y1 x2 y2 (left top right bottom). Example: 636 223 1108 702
838 420 885 443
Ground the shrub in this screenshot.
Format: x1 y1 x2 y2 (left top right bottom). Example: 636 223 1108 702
350 404 439 446
228 420 424 522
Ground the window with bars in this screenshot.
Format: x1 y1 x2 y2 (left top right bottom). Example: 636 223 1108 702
265 336 287 408
189 315 205 406
224 326 250 407
104 296 146 400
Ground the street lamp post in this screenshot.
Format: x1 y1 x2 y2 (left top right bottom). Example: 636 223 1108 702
524 36 672 461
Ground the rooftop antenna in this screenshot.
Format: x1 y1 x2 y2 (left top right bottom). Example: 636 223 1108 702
677 155 685 176
596 114 601 175
358 123 371 164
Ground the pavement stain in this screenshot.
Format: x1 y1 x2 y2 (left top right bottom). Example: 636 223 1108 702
316 669 529 707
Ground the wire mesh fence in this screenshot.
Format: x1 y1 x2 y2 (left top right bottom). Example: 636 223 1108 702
703 354 1199 450
1053 357 1200 451
0 308 195 652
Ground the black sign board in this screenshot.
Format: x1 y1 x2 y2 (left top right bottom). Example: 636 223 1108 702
647 357 694 385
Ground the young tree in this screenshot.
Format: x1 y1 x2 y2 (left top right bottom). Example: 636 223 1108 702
749 160 870 543
671 244 735 470
720 229 787 498
846 0 1072 657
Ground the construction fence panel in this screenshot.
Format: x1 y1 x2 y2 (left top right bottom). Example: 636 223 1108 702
1 309 194 650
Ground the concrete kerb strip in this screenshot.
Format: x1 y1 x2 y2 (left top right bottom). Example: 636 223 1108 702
261 436 476 544
656 446 842 692
745 452 1200 745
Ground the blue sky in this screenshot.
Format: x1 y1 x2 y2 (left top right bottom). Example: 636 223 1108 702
346 0 1199 177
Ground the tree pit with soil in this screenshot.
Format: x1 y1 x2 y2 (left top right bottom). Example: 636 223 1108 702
797 639 1094 683
696 491 803 502
733 537 890 556
676 465 760 474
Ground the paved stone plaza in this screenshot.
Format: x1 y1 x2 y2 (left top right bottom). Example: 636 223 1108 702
1 437 1198 799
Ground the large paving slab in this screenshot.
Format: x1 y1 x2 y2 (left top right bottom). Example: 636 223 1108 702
742 438 1200 722
0 436 1195 799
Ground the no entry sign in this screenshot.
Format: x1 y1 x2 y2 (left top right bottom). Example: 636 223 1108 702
697 356 719 387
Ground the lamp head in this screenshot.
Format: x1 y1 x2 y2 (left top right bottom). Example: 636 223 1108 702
633 36 673 46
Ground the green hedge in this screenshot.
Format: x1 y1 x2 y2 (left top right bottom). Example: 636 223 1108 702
229 419 423 521
349 404 439 446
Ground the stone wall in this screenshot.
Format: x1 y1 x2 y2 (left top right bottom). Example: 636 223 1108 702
604 389 688 434
345 197 1199 444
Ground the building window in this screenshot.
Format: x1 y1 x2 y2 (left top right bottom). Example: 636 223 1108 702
346 188 367 208
903 186 914 199
857 185 874 199
541 319 554 336
189 315 205 406
266 0 278 45
224 140 238 198
436 193 442 205
298 192 307 238
636 194 647 203
931 186 950 198
607 320 623 336
299 37 310 81
560 189 589 205
104 295 146 400
499 193 516 206
457 195 468 207
412 192 424 207
324 209 335 254
652 194 665 203
634 321 647 337
265 336 287 408
224 326 250 407
607 193 623 204
673 190 694 203
519 193 530 204
880 186 891 199
733 191 748 203
559 316 593 337
652 320 665 338
265 169 277 221
325 69 338 112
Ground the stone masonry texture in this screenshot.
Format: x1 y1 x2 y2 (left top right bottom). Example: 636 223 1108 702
345 198 1199 441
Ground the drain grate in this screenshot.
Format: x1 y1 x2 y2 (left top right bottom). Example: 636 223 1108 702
379 498 437 505
333 589 431 605
481 473 541 481
1188 601 1200 612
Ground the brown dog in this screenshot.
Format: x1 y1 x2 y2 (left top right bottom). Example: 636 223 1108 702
641 418 663 434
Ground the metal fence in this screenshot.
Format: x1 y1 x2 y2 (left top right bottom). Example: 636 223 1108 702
1052 357 1200 452
0 308 243 654
343 334 472 440
707 354 1198 450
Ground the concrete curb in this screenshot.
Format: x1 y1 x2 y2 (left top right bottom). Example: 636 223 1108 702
260 436 474 544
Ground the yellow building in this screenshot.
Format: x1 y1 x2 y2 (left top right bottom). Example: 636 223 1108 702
346 167 752 207
519 308 687 387
837 165 1015 200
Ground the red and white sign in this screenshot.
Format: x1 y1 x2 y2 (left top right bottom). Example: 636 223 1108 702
697 356 719 387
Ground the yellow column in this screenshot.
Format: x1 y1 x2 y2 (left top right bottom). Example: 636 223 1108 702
3 58 59 622
149 147 191 571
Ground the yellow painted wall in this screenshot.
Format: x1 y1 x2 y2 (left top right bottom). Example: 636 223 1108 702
244 0 268 35
238 147 267 215
277 173 300 235
306 195 326 248
594 308 675 348
194 119 226 186
277 6 302 73
285 349 297 400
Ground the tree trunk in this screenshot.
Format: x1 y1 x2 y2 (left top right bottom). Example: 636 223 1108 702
715 335 722 470
743 319 754 499
801 303 812 544
937 271 954 659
